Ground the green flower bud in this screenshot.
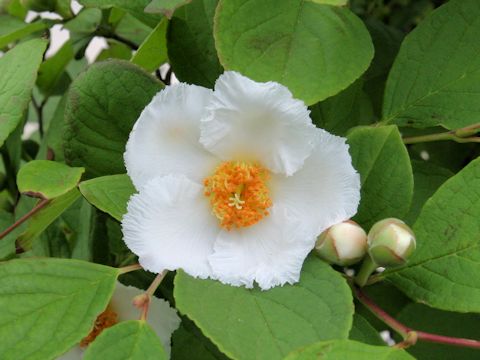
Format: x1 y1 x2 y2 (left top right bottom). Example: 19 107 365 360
315 220 367 266
367 218 416 266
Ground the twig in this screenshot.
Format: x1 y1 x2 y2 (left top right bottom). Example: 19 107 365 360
135 271 168 321
0 199 50 240
108 34 138 50
354 286 480 349
403 123 480 144
118 263 143 274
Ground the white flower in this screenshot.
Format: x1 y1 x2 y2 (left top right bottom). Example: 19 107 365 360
58 282 180 359
122 71 360 290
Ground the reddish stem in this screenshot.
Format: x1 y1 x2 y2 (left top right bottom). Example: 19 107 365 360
0 199 50 240
354 286 480 349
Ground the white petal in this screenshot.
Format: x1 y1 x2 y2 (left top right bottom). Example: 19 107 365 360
209 207 314 290
122 175 220 278
200 71 316 176
111 282 180 356
125 83 220 190
271 129 360 236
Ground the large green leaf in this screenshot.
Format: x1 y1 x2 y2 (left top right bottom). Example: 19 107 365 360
17 160 84 199
385 157 480 312
404 160 453 226
0 39 47 147
214 0 373 105
37 41 74 96
145 0 191 17
78 0 162 27
167 0 222 88
347 125 413 229
383 0 480 129
310 79 374 136
174 256 353 360
349 314 384 346
285 339 414 360
131 18 168 72
397 304 480 360
84 320 167 360
79 174 136 221
0 258 119 359
0 15 47 48
64 60 163 178
171 319 229 360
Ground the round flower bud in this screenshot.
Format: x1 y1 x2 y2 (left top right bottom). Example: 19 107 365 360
367 218 416 266
315 220 368 266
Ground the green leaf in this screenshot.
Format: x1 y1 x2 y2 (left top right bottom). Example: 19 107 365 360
383 0 480 129
309 0 347 5
0 15 47 48
64 8 102 55
37 41 74 96
0 39 47 147
171 319 229 360
0 258 119 359
363 19 403 116
0 209 15 259
17 188 81 250
36 94 67 161
214 0 373 105
78 0 162 27
349 314 384 346
17 160 84 199
285 339 414 360
404 160 453 226
64 60 163 178
385 157 480 312
145 0 191 17
84 320 167 360
174 256 353 359
131 18 168 72
167 0 222 88
310 79 374 136
347 125 413 229
397 304 480 360
96 40 133 62
79 174 136 221
114 12 153 46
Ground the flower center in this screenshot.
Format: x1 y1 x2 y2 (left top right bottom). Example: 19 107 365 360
204 161 272 230
80 305 118 348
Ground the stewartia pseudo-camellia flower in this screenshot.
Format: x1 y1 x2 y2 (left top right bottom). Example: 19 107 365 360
59 282 180 359
121 71 361 290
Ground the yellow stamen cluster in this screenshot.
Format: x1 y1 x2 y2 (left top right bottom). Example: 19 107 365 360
204 161 272 230
80 305 118 347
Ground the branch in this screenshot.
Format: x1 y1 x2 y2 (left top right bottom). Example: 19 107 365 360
403 123 480 144
134 271 167 321
107 34 138 50
0 199 50 240
354 286 480 349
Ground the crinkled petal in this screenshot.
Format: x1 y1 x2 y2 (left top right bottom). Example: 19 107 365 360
111 282 180 356
271 128 360 236
122 175 220 278
125 83 220 190
209 207 314 290
200 71 316 176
